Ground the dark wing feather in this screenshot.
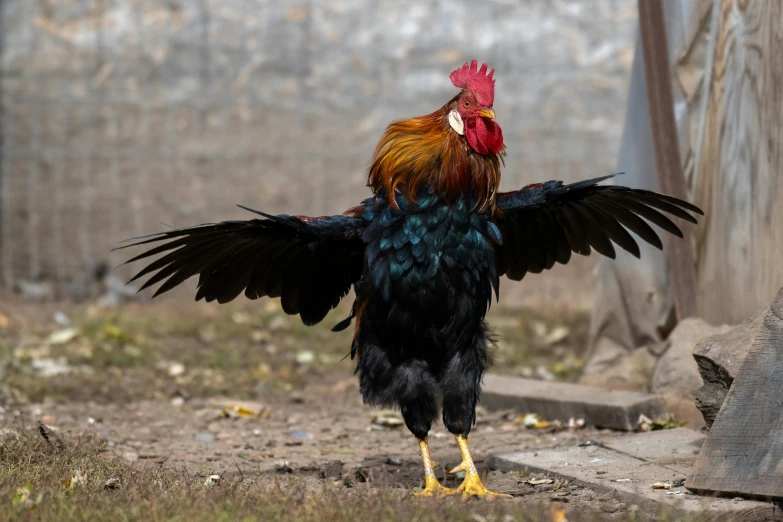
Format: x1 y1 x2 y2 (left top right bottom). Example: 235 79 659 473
495 174 703 281
116 208 367 326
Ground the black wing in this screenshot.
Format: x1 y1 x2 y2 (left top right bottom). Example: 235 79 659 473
495 174 703 281
117 206 367 326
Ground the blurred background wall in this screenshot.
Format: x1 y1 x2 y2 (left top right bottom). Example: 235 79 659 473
0 0 636 302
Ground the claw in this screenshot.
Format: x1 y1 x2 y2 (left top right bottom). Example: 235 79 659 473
412 476 459 498
451 434 512 501
449 460 469 474
456 472 512 501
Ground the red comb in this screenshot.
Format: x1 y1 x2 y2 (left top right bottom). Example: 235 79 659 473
449 60 495 106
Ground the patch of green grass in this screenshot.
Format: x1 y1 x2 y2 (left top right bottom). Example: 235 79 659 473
2 300 593 406
0 429 705 522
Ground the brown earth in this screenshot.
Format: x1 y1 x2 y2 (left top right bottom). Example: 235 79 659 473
0 296 676 520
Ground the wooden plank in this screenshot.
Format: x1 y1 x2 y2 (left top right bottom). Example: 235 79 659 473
488 428 778 520
481 374 666 431
686 286 783 500
637 0 698 320
693 0 783 324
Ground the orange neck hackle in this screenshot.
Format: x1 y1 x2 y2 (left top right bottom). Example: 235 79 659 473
367 99 505 214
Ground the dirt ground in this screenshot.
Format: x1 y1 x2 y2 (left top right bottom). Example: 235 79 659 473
0 295 685 520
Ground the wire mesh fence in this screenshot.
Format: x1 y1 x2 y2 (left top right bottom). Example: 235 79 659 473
0 0 636 301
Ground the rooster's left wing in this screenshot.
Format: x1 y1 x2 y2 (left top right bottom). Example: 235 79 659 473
494 174 703 281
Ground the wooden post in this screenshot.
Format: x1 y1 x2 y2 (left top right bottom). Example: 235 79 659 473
637 0 698 320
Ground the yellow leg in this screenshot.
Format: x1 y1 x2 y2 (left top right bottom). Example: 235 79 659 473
451 435 512 500
412 437 457 498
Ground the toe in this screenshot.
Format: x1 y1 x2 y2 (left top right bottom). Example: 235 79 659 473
448 460 469 474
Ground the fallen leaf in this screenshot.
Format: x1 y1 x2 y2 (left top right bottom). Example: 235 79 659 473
167 362 186 377
31 358 71 377
102 323 132 342
204 474 221 487
541 325 570 346
524 477 554 485
12 486 40 509
637 414 652 432
138 455 168 465
37 421 65 450
63 470 87 492
516 413 540 427
209 399 269 418
371 410 404 427
47 328 80 345
295 351 314 364
650 414 679 431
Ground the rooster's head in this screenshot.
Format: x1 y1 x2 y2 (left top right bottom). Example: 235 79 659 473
448 60 503 156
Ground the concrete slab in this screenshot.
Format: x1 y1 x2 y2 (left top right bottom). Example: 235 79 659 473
488 428 780 520
481 374 666 431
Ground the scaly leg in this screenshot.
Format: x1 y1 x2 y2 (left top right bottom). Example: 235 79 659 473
450 435 511 500
412 437 457 497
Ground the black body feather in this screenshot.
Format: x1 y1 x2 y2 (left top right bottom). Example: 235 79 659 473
120 174 702 438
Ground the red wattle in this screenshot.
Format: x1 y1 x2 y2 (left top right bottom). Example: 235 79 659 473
465 117 503 156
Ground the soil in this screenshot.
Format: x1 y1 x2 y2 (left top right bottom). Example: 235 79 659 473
8 372 632 512
0 296 634 517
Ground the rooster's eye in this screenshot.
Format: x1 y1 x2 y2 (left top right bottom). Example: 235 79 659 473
463 101 470 108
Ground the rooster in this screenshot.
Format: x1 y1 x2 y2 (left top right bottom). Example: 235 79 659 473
120 61 702 499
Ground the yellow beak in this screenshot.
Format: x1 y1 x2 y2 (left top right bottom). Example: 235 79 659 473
477 108 496 120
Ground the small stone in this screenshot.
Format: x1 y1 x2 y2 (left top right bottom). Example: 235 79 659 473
385 457 402 466
122 451 139 462
195 433 215 442
275 460 294 473
295 351 314 364
268 316 287 331
168 363 186 377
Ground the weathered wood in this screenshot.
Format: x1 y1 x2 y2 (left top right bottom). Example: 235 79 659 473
693 0 783 324
693 306 767 428
686 287 783 500
489 428 778 520
481 374 666 431
583 0 713 390
637 0 698 320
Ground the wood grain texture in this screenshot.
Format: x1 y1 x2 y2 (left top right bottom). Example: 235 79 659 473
694 0 783 324
686 286 783 499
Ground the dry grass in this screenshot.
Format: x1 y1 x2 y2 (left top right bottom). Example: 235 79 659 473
0 428 704 522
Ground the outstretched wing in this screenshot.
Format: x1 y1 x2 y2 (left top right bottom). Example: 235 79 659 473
117 206 367 326
495 174 703 281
